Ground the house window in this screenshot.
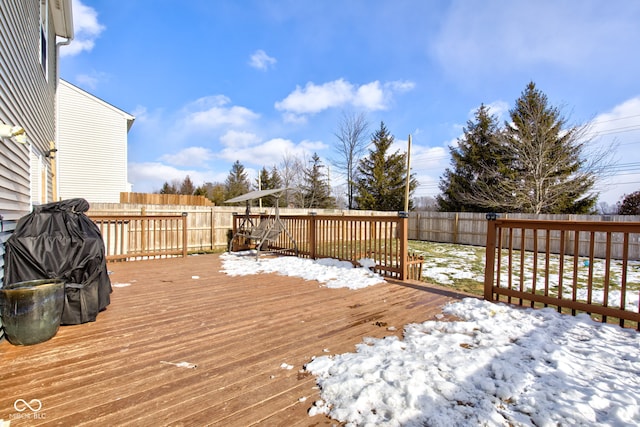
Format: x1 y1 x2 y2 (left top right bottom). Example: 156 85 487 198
39 0 49 79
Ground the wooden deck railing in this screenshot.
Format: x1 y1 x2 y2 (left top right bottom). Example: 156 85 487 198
90 214 188 262
484 215 640 329
232 213 422 280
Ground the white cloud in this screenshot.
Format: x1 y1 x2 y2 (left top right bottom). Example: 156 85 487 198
220 130 261 148
299 139 327 152
218 136 327 167
160 147 215 167
411 145 448 170
127 162 223 193
385 80 416 93
353 81 385 110
276 79 353 114
275 78 415 119
413 173 440 198
588 96 640 204
281 112 309 125
74 71 110 90
485 100 510 121
590 96 640 136
183 95 259 130
131 105 149 120
249 49 277 70
60 0 105 57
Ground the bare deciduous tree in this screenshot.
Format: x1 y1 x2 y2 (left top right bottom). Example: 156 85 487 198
332 111 369 209
279 152 306 207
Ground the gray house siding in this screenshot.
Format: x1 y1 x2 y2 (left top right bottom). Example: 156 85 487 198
0 0 72 284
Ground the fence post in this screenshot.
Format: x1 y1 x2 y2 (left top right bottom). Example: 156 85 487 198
484 213 498 301
181 212 188 257
210 207 216 251
453 212 459 244
399 211 409 281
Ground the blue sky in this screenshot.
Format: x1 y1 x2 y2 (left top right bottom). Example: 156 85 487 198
60 0 640 207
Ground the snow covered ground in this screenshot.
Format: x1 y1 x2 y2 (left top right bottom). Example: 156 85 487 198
416 242 640 311
221 252 639 427
220 251 385 289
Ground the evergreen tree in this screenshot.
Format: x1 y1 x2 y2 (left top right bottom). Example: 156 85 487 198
256 167 269 191
355 122 417 211
269 166 283 190
255 166 283 207
158 181 177 194
500 82 596 213
437 104 505 212
617 191 640 215
438 82 603 214
225 160 251 202
301 153 336 209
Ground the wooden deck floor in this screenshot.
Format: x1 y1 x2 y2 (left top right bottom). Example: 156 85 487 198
0 253 472 426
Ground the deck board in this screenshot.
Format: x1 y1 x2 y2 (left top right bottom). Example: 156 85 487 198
0 253 472 426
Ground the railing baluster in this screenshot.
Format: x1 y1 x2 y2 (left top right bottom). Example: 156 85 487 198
572 231 580 315
519 228 526 306
531 228 538 308
507 227 513 304
558 229 566 313
620 233 629 328
603 232 612 323
483 217 640 329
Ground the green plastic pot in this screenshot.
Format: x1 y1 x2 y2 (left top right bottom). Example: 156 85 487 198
0 279 65 346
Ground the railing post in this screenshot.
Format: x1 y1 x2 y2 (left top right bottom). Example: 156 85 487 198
484 213 498 301
309 212 317 259
398 211 409 281
141 206 147 253
231 212 238 235
181 212 188 258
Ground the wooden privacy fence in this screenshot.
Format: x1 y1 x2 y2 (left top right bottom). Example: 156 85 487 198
232 213 422 280
484 216 640 329
120 192 214 206
90 214 188 262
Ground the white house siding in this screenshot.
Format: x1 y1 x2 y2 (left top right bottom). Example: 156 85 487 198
57 80 134 203
0 0 69 284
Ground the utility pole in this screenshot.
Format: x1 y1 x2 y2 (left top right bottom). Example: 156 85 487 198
404 134 412 212
258 172 262 209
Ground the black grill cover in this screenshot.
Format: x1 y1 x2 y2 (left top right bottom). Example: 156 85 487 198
3 198 111 325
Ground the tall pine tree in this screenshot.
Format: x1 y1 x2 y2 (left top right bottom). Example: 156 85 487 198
301 153 336 209
255 166 283 207
355 122 417 211
437 82 602 214
225 160 251 202
437 104 505 212
497 82 596 213
158 181 177 194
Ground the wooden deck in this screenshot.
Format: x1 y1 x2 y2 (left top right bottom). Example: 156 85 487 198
0 253 472 426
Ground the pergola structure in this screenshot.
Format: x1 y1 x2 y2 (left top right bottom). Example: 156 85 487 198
225 188 298 258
